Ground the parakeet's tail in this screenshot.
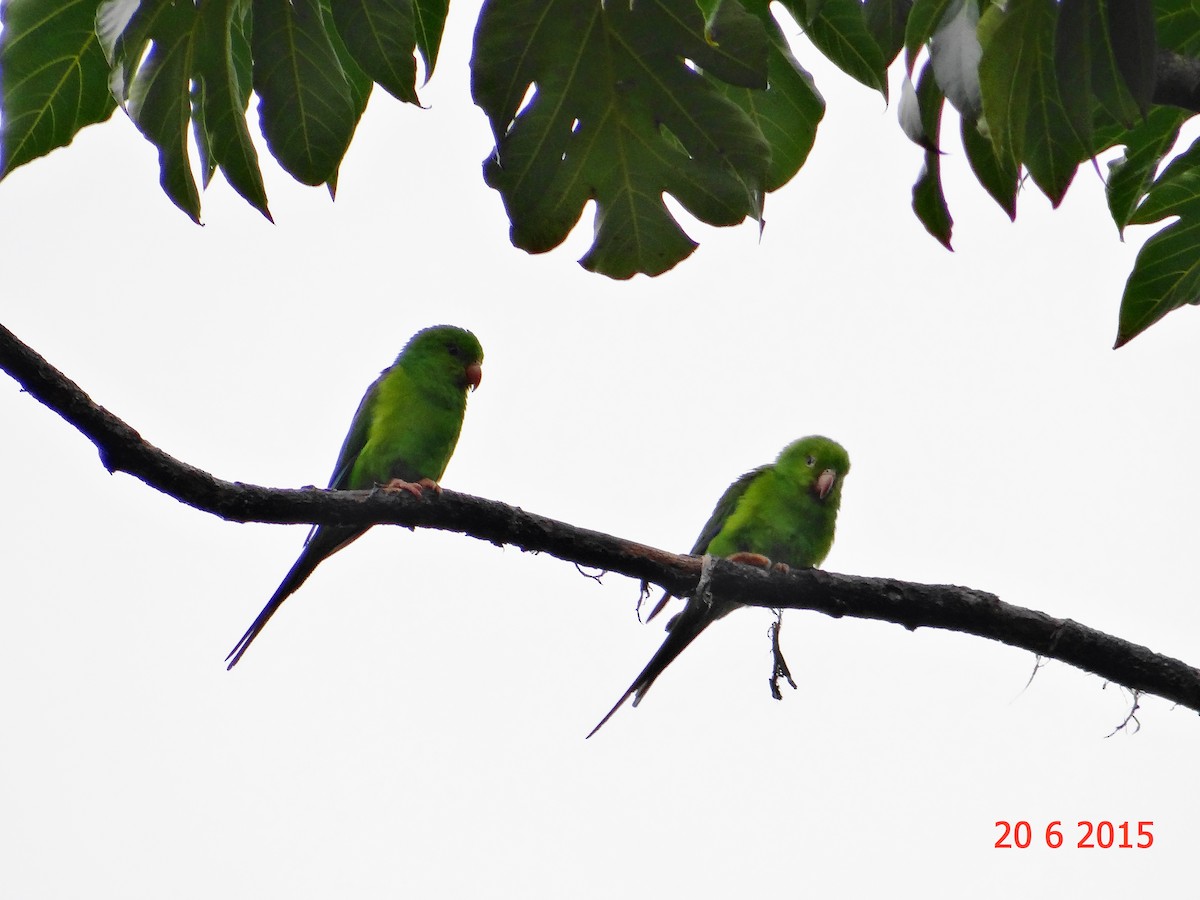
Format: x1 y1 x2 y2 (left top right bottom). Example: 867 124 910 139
586 604 712 738
225 526 361 670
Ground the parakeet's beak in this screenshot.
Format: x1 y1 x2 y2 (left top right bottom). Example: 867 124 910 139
814 468 837 500
464 362 483 391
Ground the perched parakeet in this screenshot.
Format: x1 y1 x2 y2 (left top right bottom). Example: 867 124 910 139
225 325 483 669
588 435 850 736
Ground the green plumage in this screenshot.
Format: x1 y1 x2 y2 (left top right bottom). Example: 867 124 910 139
589 435 850 736
226 325 483 669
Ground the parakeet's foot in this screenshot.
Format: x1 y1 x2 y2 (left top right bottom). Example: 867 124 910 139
768 611 798 700
727 551 772 568
416 477 443 494
771 561 791 574
380 477 442 497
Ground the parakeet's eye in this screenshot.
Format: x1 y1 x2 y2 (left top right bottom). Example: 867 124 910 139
806 455 816 467
446 343 460 357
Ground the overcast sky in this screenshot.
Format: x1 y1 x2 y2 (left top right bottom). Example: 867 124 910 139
3 4 1199 897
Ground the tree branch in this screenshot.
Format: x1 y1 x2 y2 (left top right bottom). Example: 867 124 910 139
1155 50 1200 113
3 321 1199 715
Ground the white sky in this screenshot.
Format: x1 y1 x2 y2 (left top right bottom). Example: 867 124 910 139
3 4 1200 897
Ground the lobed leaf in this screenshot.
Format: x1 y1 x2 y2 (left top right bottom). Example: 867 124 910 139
1052 0 1095 151
0 0 117 179
1116 196 1200 347
1156 0 1200 55
1128 135 1200 226
471 0 772 278
978 0 1037 168
979 0 1085 206
125 0 201 221
1105 106 1187 235
412 0 448 79
960 112 1017 220
1105 0 1155 117
331 0 419 104
251 0 359 186
910 62 951 248
194 0 271 218
320 0 372 195
1115 131 1200 345
713 0 825 191
864 0 912 68
780 0 887 97
1019 14 1086 204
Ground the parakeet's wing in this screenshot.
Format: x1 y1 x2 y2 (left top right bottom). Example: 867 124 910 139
687 465 767 555
325 369 387 491
643 465 767 623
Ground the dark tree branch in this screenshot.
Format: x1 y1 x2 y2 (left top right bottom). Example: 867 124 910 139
1155 50 1200 113
3 321 1200 715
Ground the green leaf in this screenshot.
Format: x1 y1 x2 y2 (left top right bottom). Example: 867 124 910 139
1115 196 1200 348
1128 136 1200 226
864 0 912 67
320 0 371 196
1021 25 1086 203
960 113 1017 220
1106 0 1156 117
331 0 419 104
0 0 117 179
1088 0 1142 126
713 0 825 191
1055 0 1145 143
125 0 202 222
194 0 271 219
251 0 358 186
1053 0 1095 152
979 0 1086 205
412 0 448 79
103 0 162 107
910 62 951 248
191 79 217 188
1156 0 1200 55
1105 106 1187 235
978 0 1037 167
471 0 771 279
1115 125 1200 344
903 0 954 71
780 0 887 97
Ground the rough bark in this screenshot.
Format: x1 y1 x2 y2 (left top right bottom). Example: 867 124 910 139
3 322 1199 715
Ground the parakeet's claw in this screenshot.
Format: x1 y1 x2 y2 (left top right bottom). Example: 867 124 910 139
771 561 791 574
727 551 772 568
636 580 653 622
380 477 441 497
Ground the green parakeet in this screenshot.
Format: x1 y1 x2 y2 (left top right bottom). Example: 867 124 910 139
588 435 850 736
225 325 483 669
